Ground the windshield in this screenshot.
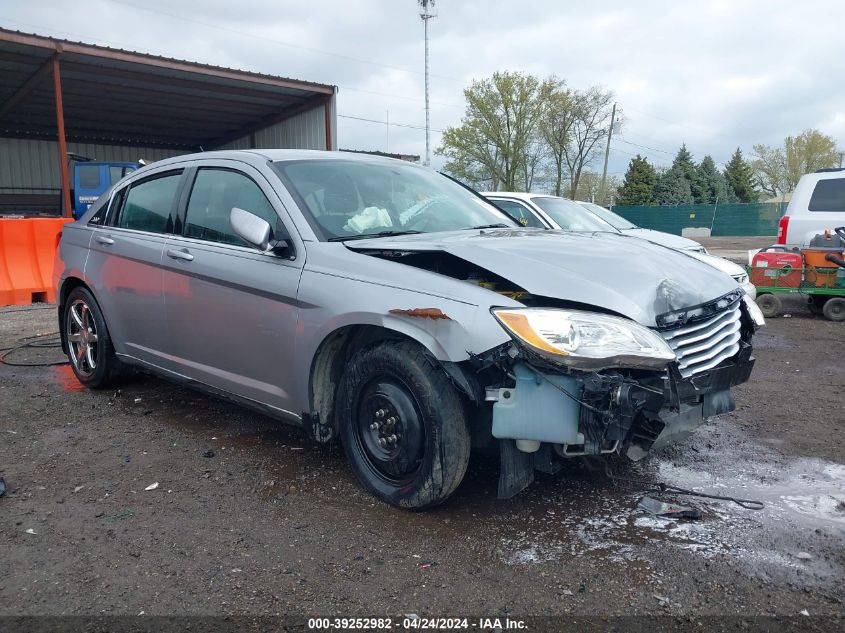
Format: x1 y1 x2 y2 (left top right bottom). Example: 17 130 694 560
272 159 515 240
578 201 637 230
531 197 616 232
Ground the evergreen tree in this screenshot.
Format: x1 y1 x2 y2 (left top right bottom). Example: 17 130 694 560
724 147 758 202
653 167 693 204
671 144 706 203
616 154 657 204
696 155 732 203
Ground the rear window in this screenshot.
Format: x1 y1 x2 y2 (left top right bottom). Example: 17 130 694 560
117 172 182 234
78 165 101 189
808 178 845 212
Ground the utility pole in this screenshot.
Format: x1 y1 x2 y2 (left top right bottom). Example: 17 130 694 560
839 151 844 168
599 102 617 205
418 0 435 166
386 110 390 153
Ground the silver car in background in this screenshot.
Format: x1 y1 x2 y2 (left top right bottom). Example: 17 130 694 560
56 150 762 509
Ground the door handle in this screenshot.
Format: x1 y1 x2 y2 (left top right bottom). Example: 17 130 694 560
166 248 194 262
94 235 114 245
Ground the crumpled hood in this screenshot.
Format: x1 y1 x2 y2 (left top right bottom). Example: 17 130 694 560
622 227 704 252
346 229 738 326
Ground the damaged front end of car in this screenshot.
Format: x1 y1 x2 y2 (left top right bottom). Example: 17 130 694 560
460 290 763 499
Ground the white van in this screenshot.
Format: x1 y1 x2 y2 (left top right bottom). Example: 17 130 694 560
777 168 845 247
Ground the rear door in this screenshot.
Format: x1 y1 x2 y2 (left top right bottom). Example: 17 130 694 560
161 161 305 416
85 168 185 368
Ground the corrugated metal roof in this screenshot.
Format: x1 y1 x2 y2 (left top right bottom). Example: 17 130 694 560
0 28 335 150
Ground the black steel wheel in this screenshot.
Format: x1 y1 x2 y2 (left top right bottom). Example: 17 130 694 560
822 297 845 322
756 293 782 318
63 286 129 388
337 340 470 509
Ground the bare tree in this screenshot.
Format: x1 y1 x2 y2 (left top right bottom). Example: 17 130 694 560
562 87 619 200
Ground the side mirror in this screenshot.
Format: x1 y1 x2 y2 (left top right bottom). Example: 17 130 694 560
230 207 271 250
230 206 295 259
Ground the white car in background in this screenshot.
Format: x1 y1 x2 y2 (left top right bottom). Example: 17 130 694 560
483 192 755 299
777 168 845 247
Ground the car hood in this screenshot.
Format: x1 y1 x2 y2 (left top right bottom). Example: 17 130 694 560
622 228 703 251
346 229 738 326
687 251 745 277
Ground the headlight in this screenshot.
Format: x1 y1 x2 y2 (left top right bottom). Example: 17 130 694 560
492 308 676 370
733 273 749 285
743 294 765 328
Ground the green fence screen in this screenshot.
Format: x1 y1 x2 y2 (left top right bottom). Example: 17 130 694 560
609 203 786 237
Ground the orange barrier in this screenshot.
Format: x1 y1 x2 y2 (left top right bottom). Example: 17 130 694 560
0 218 74 306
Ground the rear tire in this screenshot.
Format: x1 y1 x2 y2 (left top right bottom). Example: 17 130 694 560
336 340 470 509
822 297 845 322
63 286 130 389
756 293 782 318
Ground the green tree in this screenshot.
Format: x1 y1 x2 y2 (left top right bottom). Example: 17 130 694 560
437 71 555 191
616 154 657 204
696 155 732 203
723 147 758 202
670 144 706 203
653 166 693 204
752 129 840 197
574 170 619 203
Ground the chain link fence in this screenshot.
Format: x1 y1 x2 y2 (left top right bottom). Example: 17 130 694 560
609 203 786 237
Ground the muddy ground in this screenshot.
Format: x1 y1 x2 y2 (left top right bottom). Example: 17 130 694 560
0 297 843 627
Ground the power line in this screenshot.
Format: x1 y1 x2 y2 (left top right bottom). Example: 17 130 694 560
105 0 466 84
338 113 445 133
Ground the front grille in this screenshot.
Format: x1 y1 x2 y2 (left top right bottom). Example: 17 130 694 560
658 303 742 378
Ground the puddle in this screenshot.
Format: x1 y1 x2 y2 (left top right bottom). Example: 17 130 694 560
432 419 845 587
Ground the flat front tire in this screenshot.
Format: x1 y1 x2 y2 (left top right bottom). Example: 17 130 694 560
63 286 129 389
336 340 470 509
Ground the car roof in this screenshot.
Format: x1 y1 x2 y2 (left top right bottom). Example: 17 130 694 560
138 149 415 172
481 191 541 202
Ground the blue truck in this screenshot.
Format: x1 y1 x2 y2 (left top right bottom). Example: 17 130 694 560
0 154 142 217
71 157 141 219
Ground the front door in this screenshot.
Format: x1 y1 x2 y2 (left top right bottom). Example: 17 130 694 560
161 163 305 417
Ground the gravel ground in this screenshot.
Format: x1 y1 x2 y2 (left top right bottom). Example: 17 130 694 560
0 299 843 627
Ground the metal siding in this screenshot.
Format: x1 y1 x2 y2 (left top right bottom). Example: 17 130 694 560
220 104 329 151
0 137 183 194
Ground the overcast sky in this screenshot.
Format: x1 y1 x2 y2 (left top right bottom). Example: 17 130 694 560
4 0 844 179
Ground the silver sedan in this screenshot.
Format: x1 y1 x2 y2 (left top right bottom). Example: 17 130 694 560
56 150 762 508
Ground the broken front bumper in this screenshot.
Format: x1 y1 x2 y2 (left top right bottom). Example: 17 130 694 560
490 341 755 461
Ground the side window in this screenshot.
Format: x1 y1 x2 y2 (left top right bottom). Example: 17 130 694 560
117 172 182 234
78 165 101 189
104 187 128 225
808 178 845 212
492 199 545 228
184 168 280 247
